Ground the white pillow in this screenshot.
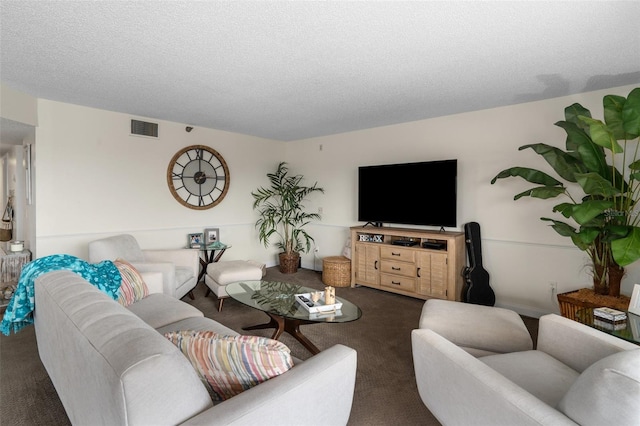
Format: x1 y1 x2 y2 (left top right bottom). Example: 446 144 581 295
558 349 640 426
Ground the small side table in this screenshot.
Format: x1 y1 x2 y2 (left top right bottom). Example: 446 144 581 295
189 244 231 284
0 249 31 314
1 249 31 282
575 307 640 345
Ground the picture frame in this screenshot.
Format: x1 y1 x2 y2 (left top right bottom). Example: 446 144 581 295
629 283 640 316
188 232 204 248
204 228 219 245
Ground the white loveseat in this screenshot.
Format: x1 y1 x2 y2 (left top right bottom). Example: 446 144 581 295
34 270 357 425
412 313 640 426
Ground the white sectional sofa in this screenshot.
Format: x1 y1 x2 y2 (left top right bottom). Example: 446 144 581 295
34 270 357 425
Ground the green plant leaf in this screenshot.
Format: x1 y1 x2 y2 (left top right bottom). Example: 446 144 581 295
579 116 623 153
553 202 574 218
605 224 630 240
564 103 592 132
603 94 627 140
541 217 576 237
519 143 584 182
573 227 601 249
514 186 565 200
554 121 606 175
541 218 596 250
569 200 614 225
611 226 640 266
490 167 562 186
622 87 640 138
574 172 621 197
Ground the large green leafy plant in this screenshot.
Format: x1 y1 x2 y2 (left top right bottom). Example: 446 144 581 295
252 162 324 255
492 88 640 297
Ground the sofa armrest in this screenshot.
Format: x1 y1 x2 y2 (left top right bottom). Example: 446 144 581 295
537 314 638 373
130 261 176 296
143 249 200 278
411 329 577 426
181 344 357 426
139 271 163 294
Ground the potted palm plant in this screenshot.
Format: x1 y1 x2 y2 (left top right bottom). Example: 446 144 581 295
491 87 639 313
252 162 324 273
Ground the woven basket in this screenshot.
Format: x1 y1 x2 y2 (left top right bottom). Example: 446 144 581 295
0 219 11 242
322 256 351 287
278 252 300 274
557 289 630 321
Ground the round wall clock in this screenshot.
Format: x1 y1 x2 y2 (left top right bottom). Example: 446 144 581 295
166 145 230 210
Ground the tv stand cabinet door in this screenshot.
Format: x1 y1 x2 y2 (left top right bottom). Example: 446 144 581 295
353 243 380 287
416 252 448 299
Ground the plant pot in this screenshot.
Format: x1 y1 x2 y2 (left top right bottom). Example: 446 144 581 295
557 288 630 321
278 252 300 274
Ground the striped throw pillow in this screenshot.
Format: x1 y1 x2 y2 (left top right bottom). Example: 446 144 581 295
114 258 149 306
164 330 294 401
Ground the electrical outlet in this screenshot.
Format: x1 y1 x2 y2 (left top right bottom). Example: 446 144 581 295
549 281 558 295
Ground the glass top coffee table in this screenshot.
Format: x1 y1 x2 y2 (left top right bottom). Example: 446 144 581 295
225 280 362 354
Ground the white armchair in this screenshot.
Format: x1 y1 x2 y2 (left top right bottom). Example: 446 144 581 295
412 314 640 425
88 234 199 299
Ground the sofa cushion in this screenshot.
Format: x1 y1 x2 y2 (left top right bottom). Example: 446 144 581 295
114 258 149 306
558 349 640 426
127 293 203 329
419 299 533 356
164 330 294 401
480 350 579 407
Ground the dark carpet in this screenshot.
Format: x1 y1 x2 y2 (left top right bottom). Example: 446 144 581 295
0 267 539 425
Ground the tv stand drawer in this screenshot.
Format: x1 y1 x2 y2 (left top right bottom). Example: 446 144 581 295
380 246 415 262
380 260 416 278
380 273 416 292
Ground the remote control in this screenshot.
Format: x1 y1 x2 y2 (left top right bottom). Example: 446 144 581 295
298 295 314 307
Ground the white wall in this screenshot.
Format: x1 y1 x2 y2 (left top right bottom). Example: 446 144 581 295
286 84 639 317
35 100 285 264
28 84 639 317
0 84 38 126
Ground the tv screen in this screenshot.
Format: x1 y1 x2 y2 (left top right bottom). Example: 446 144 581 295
358 159 457 227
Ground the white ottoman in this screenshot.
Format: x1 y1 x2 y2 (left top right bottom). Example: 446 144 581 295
204 260 265 311
419 299 533 357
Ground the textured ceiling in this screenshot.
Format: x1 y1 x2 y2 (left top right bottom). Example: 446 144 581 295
1 1 639 145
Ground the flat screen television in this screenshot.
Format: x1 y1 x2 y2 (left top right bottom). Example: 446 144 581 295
358 159 457 227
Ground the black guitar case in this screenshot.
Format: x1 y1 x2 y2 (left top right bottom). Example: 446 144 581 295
461 222 496 306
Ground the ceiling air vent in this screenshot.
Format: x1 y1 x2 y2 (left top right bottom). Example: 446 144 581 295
131 119 158 137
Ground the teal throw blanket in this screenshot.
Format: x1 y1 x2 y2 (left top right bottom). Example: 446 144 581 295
1 254 121 336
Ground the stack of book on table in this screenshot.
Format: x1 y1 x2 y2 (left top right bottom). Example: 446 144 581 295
593 307 627 331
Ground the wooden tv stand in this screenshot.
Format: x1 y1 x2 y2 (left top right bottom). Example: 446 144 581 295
350 226 465 301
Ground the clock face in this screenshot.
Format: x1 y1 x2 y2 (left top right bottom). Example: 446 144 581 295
166 145 230 210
